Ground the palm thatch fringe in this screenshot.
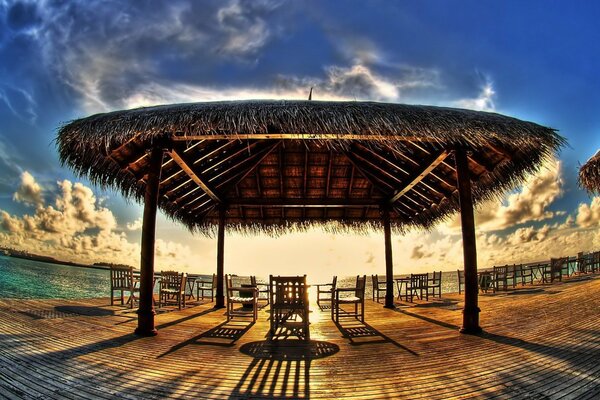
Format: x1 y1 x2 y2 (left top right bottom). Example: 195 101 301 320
579 150 600 194
56 100 565 237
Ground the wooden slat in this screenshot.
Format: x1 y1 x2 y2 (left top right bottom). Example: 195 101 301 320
226 198 381 207
0 273 599 399
389 150 450 204
168 150 221 203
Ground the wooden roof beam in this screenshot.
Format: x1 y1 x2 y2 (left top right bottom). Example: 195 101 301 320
227 198 382 207
172 133 440 142
168 150 221 203
213 141 281 189
347 148 403 185
354 143 410 176
389 150 450 204
325 150 333 197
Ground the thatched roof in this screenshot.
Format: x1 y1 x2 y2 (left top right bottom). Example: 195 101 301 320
579 150 600 194
56 100 565 236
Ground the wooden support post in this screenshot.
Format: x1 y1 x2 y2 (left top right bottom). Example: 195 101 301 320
135 147 164 337
455 147 482 334
381 206 395 308
215 205 226 308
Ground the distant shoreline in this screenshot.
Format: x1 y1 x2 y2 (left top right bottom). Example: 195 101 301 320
0 251 110 271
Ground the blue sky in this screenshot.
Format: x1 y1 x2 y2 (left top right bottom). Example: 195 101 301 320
0 1 598 280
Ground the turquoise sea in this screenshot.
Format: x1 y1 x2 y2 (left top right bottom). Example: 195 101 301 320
0 255 110 299
0 254 462 299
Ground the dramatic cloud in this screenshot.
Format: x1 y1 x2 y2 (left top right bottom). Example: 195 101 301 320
20 0 287 113
576 197 600 228
12 171 42 206
0 172 194 268
444 159 563 233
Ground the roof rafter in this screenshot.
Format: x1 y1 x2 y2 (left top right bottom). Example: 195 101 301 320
389 150 450 204
168 150 221 203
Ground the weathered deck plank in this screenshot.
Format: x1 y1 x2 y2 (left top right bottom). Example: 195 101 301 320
0 274 599 399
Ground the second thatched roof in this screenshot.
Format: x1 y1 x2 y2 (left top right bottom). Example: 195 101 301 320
579 150 600 194
56 100 565 236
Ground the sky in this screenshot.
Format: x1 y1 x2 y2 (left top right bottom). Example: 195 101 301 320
0 0 599 282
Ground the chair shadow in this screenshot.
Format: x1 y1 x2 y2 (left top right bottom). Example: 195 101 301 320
232 339 339 399
394 308 461 331
155 306 221 330
54 305 115 317
332 319 418 356
158 320 254 358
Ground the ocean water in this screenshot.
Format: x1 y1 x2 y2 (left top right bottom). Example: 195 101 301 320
0 255 110 299
0 255 461 300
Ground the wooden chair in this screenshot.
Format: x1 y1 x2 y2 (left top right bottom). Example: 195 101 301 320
457 270 465 294
478 271 494 293
269 275 309 339
110 265 138 308
316 276 337 308
332 275 366 323
408 273 429 302
196 273 217 302
518 264 534 285
226 274 258 322
159 271 186 310
591 251 600 273
250 275 270 306
371 275 387 303
493 265 514 291
542 257 567 283
426 271 442 298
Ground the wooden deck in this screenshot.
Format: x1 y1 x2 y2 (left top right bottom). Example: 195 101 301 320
1 275 599 399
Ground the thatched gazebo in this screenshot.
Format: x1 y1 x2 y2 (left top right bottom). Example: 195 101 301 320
579 150 600 194
57 100 564 336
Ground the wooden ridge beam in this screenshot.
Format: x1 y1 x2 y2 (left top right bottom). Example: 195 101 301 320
172 133 439 142
168 150 221 203
389 150 450 205
226 198 382 207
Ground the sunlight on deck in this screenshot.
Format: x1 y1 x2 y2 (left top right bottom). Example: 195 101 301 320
1 274 599 399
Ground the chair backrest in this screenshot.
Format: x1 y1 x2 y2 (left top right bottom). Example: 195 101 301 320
493 265 508 278
550 257 567 273
211 273 217 287
225 274 234 294
410 273 428 289
269 275 308 307
371 274 378 287
430 271 442 285
355 275 366 298
110 266 134 290
457 269 464 294
161 270 184 292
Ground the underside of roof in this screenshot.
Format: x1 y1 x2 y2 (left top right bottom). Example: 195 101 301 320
56 100 565 235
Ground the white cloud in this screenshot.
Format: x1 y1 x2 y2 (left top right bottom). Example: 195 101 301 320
126 218 143 231
443 159 563 233
576 196 600 228
13 171 43 207
455 80 496 111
